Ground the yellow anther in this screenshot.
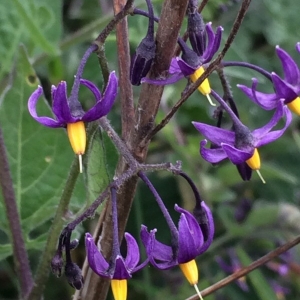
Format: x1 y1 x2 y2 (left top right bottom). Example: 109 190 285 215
111 279 127 300
245 148 266 184
190 66 215 106
67 121 86 173
287 97 300 115
245 148 261 170
179 260 204 300
179 260 199 286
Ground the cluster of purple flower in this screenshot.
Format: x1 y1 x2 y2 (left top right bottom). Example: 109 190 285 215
26 0 300 299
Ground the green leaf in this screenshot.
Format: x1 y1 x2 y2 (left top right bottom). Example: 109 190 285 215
11 0 60 56
0 45 85 260
236 247 278 299
85 127 119 206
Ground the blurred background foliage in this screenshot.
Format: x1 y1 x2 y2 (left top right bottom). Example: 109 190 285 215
0 0 300 299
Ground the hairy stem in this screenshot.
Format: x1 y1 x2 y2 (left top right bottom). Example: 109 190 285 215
0 125 33 299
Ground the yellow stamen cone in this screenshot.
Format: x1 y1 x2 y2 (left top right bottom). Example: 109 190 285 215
287 97 300 115
180 260 204 300
111 279 127 300
245 148 261 170
245 148 266 184
190 66 215 106
179 260 198 286
67 121 86 173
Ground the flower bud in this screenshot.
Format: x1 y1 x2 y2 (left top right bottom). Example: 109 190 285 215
65 262 84 290
188 12 207 56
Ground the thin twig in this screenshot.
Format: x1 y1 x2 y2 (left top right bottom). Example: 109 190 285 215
0 125 33 299
144 0 252 143
186 235 300 300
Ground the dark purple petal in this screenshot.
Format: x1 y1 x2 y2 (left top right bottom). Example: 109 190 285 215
272 73 298 103
124 233 140 271
200 140 228 163
221 143 253 165
252 100 284 140
192 122 235 146
112 256 132 280
238 79 278 110
236 163 252 181
80 79 101 101
177 58 197 76
276 45 300 85
52 81 76 123
175 205 204 263
85 233 109 278
28 86 63 128
256 106 292 147
82 71 118 122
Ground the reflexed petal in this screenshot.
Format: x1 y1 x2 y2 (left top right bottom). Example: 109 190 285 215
82 71 118 122
28 86 62 128
200 140 228 163
51 85 57 101
140 226 175 269
252 100 284 140
85 233 109 277
197 201 214 254
80 79 101 102
175 205 203 263
238 79 278 110
221 143 253 165
256 106 292 147
192 122 235 145
276 45 300 85
296 42 300 54
112 256 132 280
272 73 298 102
203 24 223 63
177 58 197 76
124 233 140 271
52 81 75 123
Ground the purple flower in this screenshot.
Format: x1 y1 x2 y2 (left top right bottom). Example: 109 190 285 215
216 249 249 292
28 72 118 128
28 71 118 172
141 202 214 275
192 96 292 177
85 232 146 280
85 187 148 300
141 23 223 105
238 43 300 114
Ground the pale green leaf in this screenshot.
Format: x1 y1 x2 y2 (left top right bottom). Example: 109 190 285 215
0 45 85 260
